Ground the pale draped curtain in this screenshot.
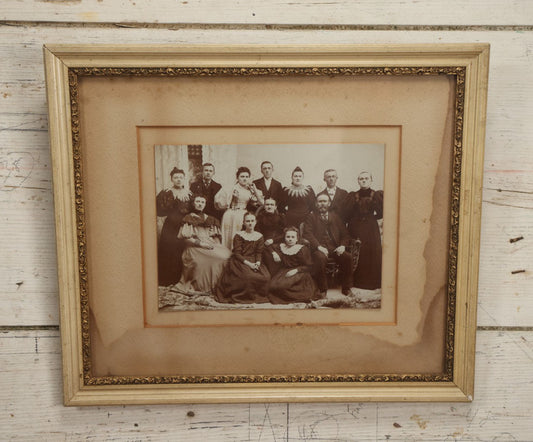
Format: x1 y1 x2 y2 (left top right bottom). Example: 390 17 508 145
154 144 238 238
201 144 238 190
155 144 190 193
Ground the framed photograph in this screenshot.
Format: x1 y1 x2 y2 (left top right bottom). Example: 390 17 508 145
44 44 489 405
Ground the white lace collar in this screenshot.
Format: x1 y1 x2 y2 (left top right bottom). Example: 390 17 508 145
286 185 312 198
170 187 191 202
280 243 303 255
235 230 263 241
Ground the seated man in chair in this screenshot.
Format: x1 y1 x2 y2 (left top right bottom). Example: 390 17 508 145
303 194 353 296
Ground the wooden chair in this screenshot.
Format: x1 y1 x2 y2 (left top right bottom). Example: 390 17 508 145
325 238 362 288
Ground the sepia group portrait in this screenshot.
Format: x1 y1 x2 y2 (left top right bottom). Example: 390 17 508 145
156 143 384 311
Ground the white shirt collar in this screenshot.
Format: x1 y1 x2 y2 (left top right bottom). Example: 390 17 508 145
263 177 273 189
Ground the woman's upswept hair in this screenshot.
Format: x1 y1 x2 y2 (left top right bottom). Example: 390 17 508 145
170 167 185 178
236 166 251 179
291 166 304 176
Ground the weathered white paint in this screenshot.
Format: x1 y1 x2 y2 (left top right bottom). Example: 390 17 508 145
1 0 532 437
1 0 533 26
0 330 531 439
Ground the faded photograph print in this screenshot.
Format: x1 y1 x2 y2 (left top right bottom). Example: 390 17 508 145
155 144 384 311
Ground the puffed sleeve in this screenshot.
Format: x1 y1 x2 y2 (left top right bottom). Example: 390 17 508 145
231 234 245 262
345 192 359 221
177 223 195 239
214 188 229 210
156 190 173 216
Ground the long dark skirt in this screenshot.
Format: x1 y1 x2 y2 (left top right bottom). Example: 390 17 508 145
158 217 186 286
349 218 382 290
268 270 320 304
214 258 270 304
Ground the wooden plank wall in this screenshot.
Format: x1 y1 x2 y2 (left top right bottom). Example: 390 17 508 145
1 1 532 440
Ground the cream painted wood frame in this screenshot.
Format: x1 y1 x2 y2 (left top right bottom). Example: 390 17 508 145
44 44 489 405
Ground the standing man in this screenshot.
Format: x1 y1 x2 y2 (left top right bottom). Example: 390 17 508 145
317 169 349 222
303 194 353 296
253 161 284 210
190 163 223 220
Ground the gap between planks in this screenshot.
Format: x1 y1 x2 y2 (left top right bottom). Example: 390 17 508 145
1 20 533 31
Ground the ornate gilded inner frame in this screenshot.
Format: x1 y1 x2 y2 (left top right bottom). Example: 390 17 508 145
44 45 489 405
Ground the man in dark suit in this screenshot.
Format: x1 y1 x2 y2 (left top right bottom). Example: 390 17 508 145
317 169 349 223
253 161 284 210
190 163 223 220
303 194 353 296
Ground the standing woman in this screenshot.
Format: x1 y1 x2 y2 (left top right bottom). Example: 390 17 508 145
282 166 316 229
216 166 264 249
346 171 384 290
215 212 270 304
156 167 191 286
268 227 320 304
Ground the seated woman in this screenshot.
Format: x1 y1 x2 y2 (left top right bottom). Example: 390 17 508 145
215 212 270 304
268 227 321 304
174 195 231 295
255 197 285 274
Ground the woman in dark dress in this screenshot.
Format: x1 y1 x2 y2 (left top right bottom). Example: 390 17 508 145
215 212 270 304
156 167 191 286
268 227 320 304
255 197 285 274
346 171 384 290
281 166 316 229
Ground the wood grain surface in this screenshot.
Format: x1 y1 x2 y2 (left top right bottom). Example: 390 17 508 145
1 1 532 439
1 0 533 26
1 330 531 439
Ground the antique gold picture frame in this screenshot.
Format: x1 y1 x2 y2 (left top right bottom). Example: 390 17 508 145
44 44 489 405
